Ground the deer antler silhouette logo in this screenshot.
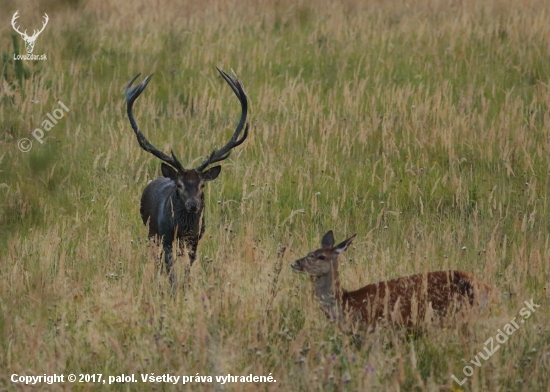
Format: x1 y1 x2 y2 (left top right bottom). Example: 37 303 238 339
11 11 49 54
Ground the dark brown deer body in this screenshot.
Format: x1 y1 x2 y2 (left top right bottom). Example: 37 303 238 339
291 231 493 330
126 68 248 290
139 169 217 275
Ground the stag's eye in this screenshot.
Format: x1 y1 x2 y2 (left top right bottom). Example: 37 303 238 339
318 255 326 260
176 183 182 189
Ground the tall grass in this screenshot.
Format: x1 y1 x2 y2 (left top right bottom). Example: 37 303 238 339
1 0 550 390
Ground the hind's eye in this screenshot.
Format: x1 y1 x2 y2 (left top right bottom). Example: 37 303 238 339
176 183 182 188
318 255 325 260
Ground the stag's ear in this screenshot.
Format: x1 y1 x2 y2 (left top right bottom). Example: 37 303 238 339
202 166 221 181
161 163 177 178
334 234 356 254
321 230 335 248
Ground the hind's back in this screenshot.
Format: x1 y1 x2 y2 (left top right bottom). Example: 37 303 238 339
343 270 493 328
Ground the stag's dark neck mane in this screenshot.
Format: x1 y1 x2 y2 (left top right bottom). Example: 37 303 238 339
167 188 204 236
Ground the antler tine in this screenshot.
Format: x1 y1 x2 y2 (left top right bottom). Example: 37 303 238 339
195 68 249 172
126 73 183 170
170 149 185 172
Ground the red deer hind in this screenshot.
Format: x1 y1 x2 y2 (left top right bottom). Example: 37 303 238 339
126 68 248 290
291 231 493 330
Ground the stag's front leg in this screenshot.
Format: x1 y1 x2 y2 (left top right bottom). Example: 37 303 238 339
185 213 204 268
163 244 177 292
176 238 197 290
187 238 199 266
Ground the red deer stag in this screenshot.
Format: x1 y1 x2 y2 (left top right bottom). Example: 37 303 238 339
291 231 493 330
126 68 248 290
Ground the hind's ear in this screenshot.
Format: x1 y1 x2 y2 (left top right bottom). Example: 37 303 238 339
334 234 356 254
161 163 177 178
321 230 335 248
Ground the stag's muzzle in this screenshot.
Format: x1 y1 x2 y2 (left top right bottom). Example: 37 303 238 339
185 199 200 213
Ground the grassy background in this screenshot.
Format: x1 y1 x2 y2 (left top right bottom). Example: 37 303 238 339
1 0 550 390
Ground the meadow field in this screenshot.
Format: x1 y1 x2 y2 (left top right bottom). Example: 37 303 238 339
1 0 550 390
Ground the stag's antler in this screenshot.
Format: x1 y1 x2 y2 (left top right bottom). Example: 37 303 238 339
195 68 249 172
126 73 185 172
127 68 248 172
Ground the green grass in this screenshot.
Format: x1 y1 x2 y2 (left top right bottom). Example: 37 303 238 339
1 0 550 390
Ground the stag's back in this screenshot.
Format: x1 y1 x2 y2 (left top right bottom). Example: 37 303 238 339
140 178 175 238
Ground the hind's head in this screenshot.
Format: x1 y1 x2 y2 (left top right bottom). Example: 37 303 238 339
291 231 356 277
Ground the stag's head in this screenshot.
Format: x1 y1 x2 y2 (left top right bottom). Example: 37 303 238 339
126 69 248 214
11 11 49 54
291 231 356 277
160 163 221 213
